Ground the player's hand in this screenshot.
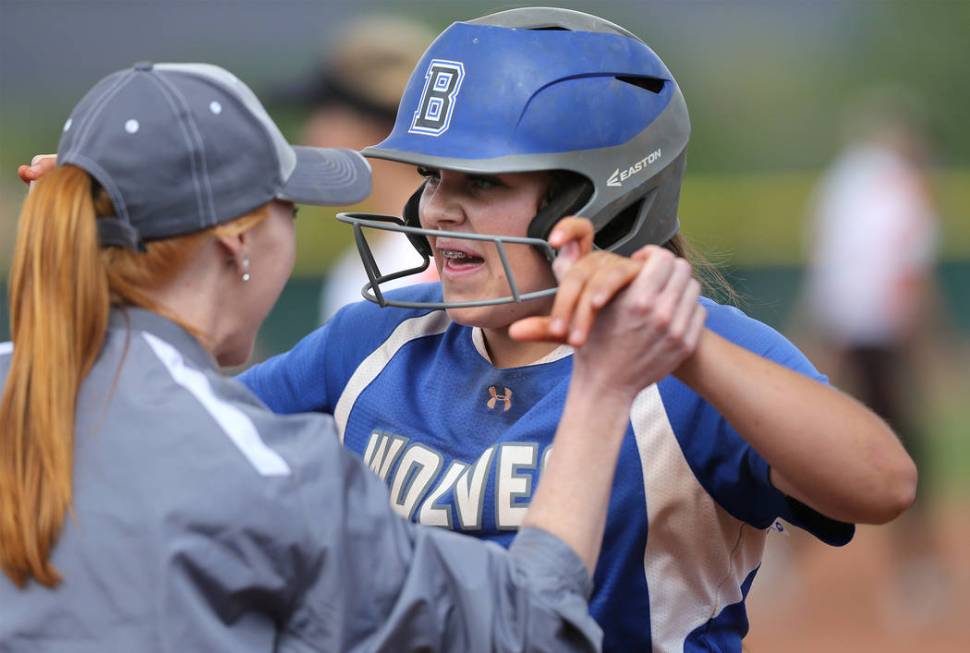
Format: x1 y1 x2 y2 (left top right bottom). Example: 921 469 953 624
573 245 705 398
18 154 57 187
511 224 706 397
510 217 643 345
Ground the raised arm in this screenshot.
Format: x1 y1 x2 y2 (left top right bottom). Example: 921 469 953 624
675 330 917 524
514 218 917 527
512 219 705 572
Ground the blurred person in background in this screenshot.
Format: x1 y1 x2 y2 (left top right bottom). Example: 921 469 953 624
276 15 438 322
802 87 944 614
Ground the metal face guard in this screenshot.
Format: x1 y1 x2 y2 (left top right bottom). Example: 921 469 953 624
336 212 559 310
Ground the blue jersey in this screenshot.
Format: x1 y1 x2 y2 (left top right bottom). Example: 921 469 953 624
240 284 853 652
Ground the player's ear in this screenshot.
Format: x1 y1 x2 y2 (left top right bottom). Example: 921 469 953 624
215 232 247 277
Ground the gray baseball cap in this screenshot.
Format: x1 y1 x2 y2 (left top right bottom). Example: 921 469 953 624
57 62 371 250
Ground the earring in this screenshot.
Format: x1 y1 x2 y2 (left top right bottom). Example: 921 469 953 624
241 256 251 283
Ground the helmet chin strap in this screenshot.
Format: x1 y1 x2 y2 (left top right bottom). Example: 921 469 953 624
401 183 433 258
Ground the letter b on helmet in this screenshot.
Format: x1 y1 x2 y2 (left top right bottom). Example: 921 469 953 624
409 59 465 136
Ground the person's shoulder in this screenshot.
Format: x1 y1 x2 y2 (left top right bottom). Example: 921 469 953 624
198 376 374 527
334 282 443 319
329 282 452 342
156 368 349 532
202 366 346 471
700 297 778 345
699 297 823 379
242 283 450 406
126 329 334 483
143 369 339 573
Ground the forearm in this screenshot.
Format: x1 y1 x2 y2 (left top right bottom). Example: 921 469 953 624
675 329 917 524
522 371 632 574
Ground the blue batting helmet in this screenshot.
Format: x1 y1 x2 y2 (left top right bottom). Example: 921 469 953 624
339 7 690 309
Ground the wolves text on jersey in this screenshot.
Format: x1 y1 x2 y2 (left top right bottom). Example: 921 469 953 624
363 430 553 531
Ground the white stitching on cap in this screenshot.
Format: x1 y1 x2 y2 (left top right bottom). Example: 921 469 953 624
154 63 295 186
65 71 134 163
143 74 209 229
285 148 355 195
154 73 218 226
61 71 138 224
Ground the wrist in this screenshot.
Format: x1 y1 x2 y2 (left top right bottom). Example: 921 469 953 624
672 328 711 389
570 358 640 407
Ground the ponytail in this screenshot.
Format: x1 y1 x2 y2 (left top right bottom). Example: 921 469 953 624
0 166 268 587
0 166 109 587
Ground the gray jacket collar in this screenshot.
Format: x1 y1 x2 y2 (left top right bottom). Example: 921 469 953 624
109 306 216 371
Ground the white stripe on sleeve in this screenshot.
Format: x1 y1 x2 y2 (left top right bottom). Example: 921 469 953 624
334 310 451 444
142 332 290 476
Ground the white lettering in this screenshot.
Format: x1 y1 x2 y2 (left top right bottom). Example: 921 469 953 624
605 148 663 188
497 443 539 529
363 432 380 469
455 447 495 530
390 444 443 519
417 461 468 528
366 432 407 481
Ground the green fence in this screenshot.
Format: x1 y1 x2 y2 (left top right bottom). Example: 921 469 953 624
3 262 968 358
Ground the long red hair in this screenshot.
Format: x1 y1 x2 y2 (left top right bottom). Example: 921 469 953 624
0 165 265 587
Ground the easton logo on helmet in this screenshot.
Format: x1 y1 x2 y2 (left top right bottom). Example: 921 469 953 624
409 59 465 136
606 148 663 188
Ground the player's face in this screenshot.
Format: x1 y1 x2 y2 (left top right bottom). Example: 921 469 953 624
417 168 556 328
217 200 297 366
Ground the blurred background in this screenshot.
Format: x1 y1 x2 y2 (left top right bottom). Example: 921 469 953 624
1 1 968 650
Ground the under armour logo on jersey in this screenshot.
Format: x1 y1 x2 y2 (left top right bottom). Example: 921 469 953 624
486 386 512 412
409 59 465 136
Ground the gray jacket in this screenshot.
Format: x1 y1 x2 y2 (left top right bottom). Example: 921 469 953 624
0 308 600 652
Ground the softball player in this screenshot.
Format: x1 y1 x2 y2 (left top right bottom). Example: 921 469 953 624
0 62 681 652
239 8 918 652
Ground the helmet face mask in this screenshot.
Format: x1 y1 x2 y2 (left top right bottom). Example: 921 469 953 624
344 6 691 310
337 210 557 309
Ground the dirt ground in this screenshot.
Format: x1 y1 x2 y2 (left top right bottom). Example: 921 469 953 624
745 500 970 653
